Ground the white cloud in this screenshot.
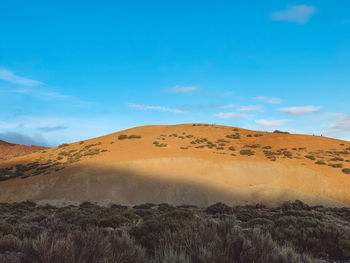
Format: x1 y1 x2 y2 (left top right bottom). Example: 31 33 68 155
271 5 317 24
215 112 247 119
0 68 43 86
255 119 286 127
255 96 282 104
128 103 185 113
238 105 262 112
328 114 350 134
165 85 198 94
280 105 322 115
218 104 236 109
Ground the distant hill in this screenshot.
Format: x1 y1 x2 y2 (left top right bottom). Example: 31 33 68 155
0 124 349 207
0 139 47 161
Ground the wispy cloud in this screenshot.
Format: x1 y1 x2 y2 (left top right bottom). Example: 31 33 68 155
271 5 317 24
0 68 43 86
255 96 282 104
280 105 322 115
165 85 198 94
215 112 247 119
218 104 236 109
255 119 286 127
128 103 185 113
238 105 262 112
36 126 68 132
327 114 350 134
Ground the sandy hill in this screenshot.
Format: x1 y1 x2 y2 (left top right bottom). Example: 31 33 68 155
0 124 350 207
0 140 47 161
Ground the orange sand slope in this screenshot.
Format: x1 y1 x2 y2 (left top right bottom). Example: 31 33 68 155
0 124 350 207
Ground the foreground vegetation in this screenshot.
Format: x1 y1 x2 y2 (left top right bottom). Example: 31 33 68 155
0 200 349 262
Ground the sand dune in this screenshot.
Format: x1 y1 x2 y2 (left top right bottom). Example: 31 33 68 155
0 124 349 206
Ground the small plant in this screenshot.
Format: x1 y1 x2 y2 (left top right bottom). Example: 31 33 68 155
282 151 293 158
205 202 232 214
153 141 167 147
342 168 350 174
240 149 255 156
305 155 316 161
315 160 326 165
228 146 236 151
226 133 241 139
328 163 343 168
118 134 142 140
118 134 128 140
273 130 290 134
128 135 142 139
58 143 69 148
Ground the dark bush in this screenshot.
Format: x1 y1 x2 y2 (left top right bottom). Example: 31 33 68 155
240 149 255 156
206 202 232 215
342 168 350 174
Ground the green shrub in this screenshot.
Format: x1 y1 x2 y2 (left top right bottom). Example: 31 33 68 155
263 146 272 149
273 130 290 134
206 203 232 215
245 218 275 229
226 133 241 139
153 141 167 147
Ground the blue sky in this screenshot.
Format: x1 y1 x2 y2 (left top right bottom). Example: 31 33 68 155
1 1 350 146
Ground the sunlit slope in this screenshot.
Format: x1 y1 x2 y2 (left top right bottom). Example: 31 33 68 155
0 140 47 161
0 124 349 206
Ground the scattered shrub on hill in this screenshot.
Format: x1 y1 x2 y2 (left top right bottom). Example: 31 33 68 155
118 134 142 140
228 146 236 151
342 168 350 174
153 141 167 147
305 155 316 161
329 157 344 162
283 151 293 158
58 143 69 148
273 130 290 134
190 138 208 144
226 133 241 139
263 146 272 149
328 163 343 168
315 160 326 165
240 149 255 156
